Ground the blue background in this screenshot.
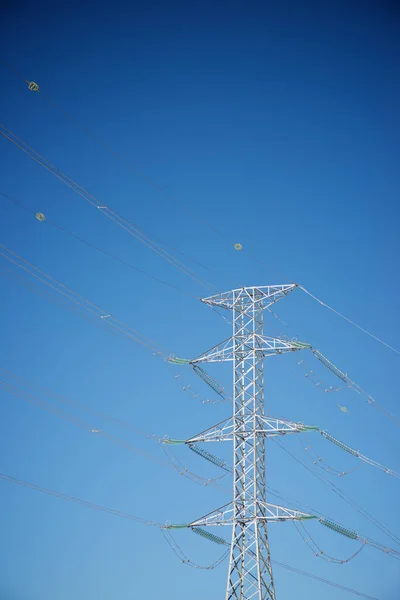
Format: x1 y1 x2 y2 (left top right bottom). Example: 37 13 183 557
0 1 399 598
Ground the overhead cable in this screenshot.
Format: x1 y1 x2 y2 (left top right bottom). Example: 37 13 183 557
0 190 197 300
313 349 399 427
0 242 216 405
0 376 225 490
0 469 382 598
0 472 162 526
1 59 397 359
0 124 220 293
300 286 400 356
273 438 400 547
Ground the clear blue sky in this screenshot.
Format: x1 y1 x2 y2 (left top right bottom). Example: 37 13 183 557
0 1 399 599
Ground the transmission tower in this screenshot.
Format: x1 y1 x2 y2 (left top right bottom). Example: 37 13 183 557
183 285 314 600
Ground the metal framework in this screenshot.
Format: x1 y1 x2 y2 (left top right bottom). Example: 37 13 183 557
188 285 312 600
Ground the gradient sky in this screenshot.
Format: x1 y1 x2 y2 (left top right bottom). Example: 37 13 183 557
0 1 399 599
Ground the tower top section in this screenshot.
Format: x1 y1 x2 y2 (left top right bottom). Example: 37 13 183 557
201 284 297 311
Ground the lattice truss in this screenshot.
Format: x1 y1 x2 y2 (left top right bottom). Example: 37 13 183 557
187 286 312 600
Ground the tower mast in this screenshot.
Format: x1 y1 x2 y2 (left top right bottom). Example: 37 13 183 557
190 285 308 600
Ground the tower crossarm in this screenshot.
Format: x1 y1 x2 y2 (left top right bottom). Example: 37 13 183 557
186 416 318 444
188 502 314 528
201 285 298 311
191 336 311 364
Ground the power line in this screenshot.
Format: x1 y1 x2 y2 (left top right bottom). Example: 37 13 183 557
0 472 162 526
293 520 366 565
273 438 400 547
10 365 382 510
0 185 399 426
0 366 151 437
1 242 398 577
0 58 231 245
0 189 235 332
0 123 221 294
0 375 226 490
312 349 400 427
0 470 380 599
300 285 400 356
161 528 230 570
271 559 378 600
0 242 165 353
1 59 398 599
0 190 199 300
0 379 172 471
0 243 216 406
2 60 398 358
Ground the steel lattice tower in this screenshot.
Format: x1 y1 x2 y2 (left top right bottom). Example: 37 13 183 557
185 285 313 600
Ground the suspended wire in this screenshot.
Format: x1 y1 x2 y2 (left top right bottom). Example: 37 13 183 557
293 520 366 564
1 59 397 363
160 440 228 489
271 559 378 600
237 239 399 358
0 375 225 490
179 432 400 547
0 190 198 301
0 188 234 339
163 360 217 406
8 366 377 513
319 431 400 478
208 304 232 326
296 357 343 394
273 438 400 546
0 367 332 501
1 58 395 597
318 519 400 560
252 530 378 599
259 306 344 398
3 128 397 424
241 244 399 358
0 469 381 599
300 286 400 356
0 189 237 341
312 349 400 427
3 353 397 550
0 467 378 597
0 242 216 405
0 472 163 526
4 56 238 291
0 124 220 294
0 378 173 472
203 443 400 561
0 242 164 353
0 59 231 245
297 436 361 478
0 367 151 438
0 264 117 331
0 261 210 404
247 292 399 434
161 528 229 570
